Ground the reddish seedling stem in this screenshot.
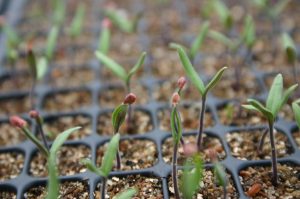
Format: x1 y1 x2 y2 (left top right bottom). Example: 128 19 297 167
257 128 268 155
172 142 180 199
197 95 206 151
268 121 278 185
100 177 107 199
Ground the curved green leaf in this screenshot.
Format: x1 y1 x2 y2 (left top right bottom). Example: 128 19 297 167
280 84 298 109
27 49 37 80
242 15 256 48
46 126 81 199
282 32 297 63
204 66 227 95
266 74 283 116
213 0 232 29
69 3 85 37
104 9 133 33
126 52 146 85
114 187 138 199
37 57 48 80
214 162 227 187
81 159 104 176
95 51 127 82
170 107 182 144
248 99 274 121
271 0 290 18
292 102 300 128
190 21 210 60
46 26 59 60
112 104 129 133
209 30 233 49
173 45 205 95
98 27 111 55
100 133 120 177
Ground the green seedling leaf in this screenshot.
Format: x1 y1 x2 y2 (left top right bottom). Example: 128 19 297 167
3 24 19 47
172 44 205 95
100 133 120 177
69 3 86 37
114 187 138 199
104 9 133 33
242 104 260 112
81 159 104 176
209 30 233 49
213 0 233 29
37 57 48 80
46 26 59 60
181 154 204 199
282 32 297 63
27 49 37 80
23 127 49 157
242 15 256 48
112 104 128 133
214 163 227 187
46 126 81 199
252 0 267 8
189 21 210 60
170 107 182 144
247 99 274 121
204 66 227 95
280 84 298 109
292 101 300 128
98 26 111 54
126 52 146 85
52 0 65 26
266 74 283 116
95 51 127 82
271 0 290 18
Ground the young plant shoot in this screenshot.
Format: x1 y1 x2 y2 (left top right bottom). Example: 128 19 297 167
181 144 204 199
95 51 146 131
68 3 86 39
171 45 227 151
82 134 137 199
292 99 300 129
282 32 298 84
10 115 80 198
242 73 298 185
98 18 112 55
51 0 66 26
170 90 183 199
169 21 210 63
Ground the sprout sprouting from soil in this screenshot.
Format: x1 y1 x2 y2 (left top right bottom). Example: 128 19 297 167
51 0 66 26
242 73 298 185
180 147 204 199
98 18 112 55
170 91 183 199
68 3 85 39
171 44 227 151
103 4 141 33
208 15 256 90
169 21 210 64
281 32 298 84
0 16 20 68
10 115 80 198
82 134 137 199
95 50 146 131
208 149 228 199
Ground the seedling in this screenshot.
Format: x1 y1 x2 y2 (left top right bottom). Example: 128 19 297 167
10 115 80 198
68 3 86 39
208 149 228 199
242 73 298 185
171 45 227 151
82 134 137 199
169 21 209 64
51 0 66 26
281 32 298 84
98 18 112 55
104 6 141 33
95 51 146 131
1 18 20 68
180 149 204 199
211 0 233 32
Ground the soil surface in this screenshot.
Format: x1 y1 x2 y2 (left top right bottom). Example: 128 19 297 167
227 130 293 160
0 72 32 92
94 175 163 199
24 180 89 199
0 96 30 116
158 104 214 132
292 130 300 148
0 191 16 199
30 145 90 177
0 152 24 181
42 115 92 141
0 122 27 146
240 164 300 198
168 169 238 199
97 139 157 171
43 90 91 112
97 110 153 135
162 135 225 165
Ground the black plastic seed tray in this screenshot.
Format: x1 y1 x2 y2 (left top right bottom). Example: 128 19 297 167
0 0 300 199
